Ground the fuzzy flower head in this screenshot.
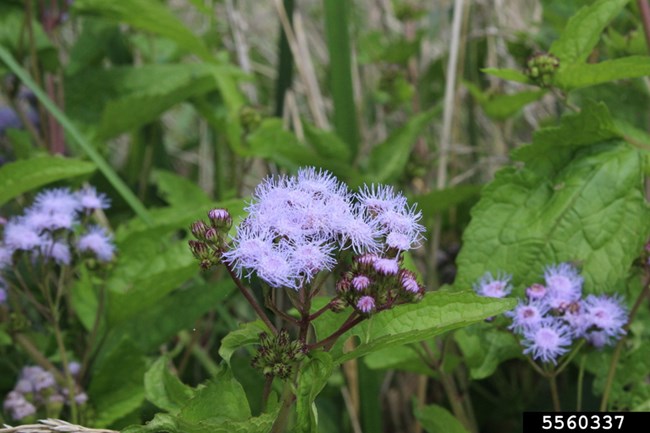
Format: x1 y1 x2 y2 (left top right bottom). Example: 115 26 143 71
3 390 36 421
473 272 512 298
522 321 573 364
33 188 80 216
544 263 583 309
352 274 371 291
507 300 549 333
357 295 375 313
76 226 115 262
76 186 110 212
583 295 627 343
3 218 42 252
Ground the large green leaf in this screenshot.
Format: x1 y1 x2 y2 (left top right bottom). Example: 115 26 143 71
65 64 227 139
454 103 650 294
303 122 352 163
365 108 438 183
414 403 470 433
481 68 531 84
555 56 650 91
312 290 514 363
549 0 629 65
294 351 334 433
218 321 269 365
0 157 95 206
72 0 211 60
152 170 212 207
465 82 546 120
454 323 522 380
144 357 196 414
416 184 483 218
364 345 432 375
88 339 147 428
0 4 57 71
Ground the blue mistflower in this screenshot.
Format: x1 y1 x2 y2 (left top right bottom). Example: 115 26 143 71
77 226 115 262
473 271 512 298
507 300 549 332
522 320 573 364
544 263 583 309
583 295 627 347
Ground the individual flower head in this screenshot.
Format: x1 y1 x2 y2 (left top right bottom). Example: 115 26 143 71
357 295 375 313
507 300 549 333
290 239 337 281
399 269 420 293
23 205 76 232
222 224 274 277
583 295 627 344
20 366 56 392
3 218 42 252
76 225 115 262
473 271 513 298
526 283 548 301
254 243 300 289
352 274 371 291
340 207 382 254
76 186 110 212
295 166 349 199
544 263 583 309
38 236 72 266
356 184 407 216
373 257 399 276
33 188 80 216
522 320 573 364
3 390 36 421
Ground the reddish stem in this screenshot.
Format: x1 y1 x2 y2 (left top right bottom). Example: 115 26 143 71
224 264 278 335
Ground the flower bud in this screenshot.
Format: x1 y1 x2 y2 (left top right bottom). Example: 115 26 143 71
525 53 559 87
190 220 209 240
329 297 347 313
208 208 232 231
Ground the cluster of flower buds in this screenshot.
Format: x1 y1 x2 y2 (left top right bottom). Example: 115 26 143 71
474 263 628 365
251 329 307 379
2 364 88 422
336 253 425 315
188 208 233 270
524 52 560 87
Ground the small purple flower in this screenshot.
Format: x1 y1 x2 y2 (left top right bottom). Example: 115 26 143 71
76 186 110 211
560 301 590 338
21 366 56 391
357 295 375 313
3 391 36 421
291 240 336 279
585 330 610 349
473 272 512 298
352 275 371 291
341 209 381 254
400 270 420 293
74 391 88 405
256 247 299 289
33 188 80 216
583 295 627 342
507 300 549 332
355 253 378 267
356 184 406 215
544 263 583 309
522 321 573 364
77 225 115 262
526 283 548 301
39 237 72 265
24 206 76 231
3 218 42 251
373 257 399 276
67 361 81 376
0 244 12 269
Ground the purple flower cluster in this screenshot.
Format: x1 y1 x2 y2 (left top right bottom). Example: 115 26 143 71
0 187 114 272
2 364 87 421
473 263 628 364
223 168 425 290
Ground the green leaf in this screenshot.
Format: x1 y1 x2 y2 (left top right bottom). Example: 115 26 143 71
416 185 483 218
65 64 222 140
122 413 180 433
454 323 522 379
324 0 359 161
295 351 334 433
555 56 650 91
364 345 432 375
481 68 531 84
465 82 546 120
454 104 650 295
88 339 147 428
145 357 196 414
549 0 630 65
0 156 95 206
179 368 251 424
218 321 269 365
366 108 438 183
152 170 211 207
73 0 211 60
312 290 515 363
303 122 352 163
414 403 470 433
0 4 57 71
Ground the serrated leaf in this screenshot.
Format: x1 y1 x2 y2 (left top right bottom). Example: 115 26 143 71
295 351 334 433
364 345 432 375
152 170 211 207
177 411 278 433
88 339 147 428
416 185 483 218
481 68 531 84
0 157 95 206
218 321 269 365
122 413 180 433
312 290 514 363
455 104 650 295
145 357 196 414
366 108 437 183
454 324 522 379
549 0 629 65
555 56 650 91
414 403 470 433
65 64 223 139
179 368 251 424
73 0 211 60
